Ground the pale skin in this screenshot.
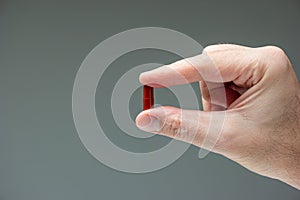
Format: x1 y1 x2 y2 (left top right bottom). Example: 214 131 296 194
135 44 300 189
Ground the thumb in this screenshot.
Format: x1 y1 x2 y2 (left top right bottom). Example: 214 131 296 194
135 106 231 151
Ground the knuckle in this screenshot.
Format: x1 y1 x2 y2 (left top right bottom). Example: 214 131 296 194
264 46 289 63
161 113 182 138
266 46 289 68
260 45 291 74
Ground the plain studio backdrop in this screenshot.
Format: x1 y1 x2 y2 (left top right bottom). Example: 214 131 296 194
1 0 300 199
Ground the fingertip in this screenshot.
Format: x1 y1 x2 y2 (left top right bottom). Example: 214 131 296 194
135 110 162 132
139 71 164 88
203 44 221 53
139 69 158 83
138 72 147 84
135 113 147 128
135 110 148 126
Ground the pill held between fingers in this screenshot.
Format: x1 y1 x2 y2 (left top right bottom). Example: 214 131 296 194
143 85 154 110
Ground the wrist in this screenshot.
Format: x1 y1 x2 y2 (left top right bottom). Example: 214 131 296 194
276 93 300 189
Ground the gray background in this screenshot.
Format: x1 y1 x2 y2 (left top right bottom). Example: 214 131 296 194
1 0 300 199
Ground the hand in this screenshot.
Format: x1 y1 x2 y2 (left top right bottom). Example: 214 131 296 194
135 44 300 189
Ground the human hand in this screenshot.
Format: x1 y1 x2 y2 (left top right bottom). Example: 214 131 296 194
136 44 300 189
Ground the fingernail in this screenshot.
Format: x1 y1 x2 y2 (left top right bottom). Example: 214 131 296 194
136 115 162 132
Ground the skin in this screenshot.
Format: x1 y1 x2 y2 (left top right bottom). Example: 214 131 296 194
135 44 300 189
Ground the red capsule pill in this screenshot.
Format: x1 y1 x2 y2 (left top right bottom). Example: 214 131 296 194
143 85 154 110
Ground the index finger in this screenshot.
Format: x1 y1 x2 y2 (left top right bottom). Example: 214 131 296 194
139 44 257 87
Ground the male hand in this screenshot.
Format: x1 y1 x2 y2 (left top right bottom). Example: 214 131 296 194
136 44 300 189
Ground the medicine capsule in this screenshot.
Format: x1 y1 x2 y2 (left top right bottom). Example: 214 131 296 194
143 85 154 110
